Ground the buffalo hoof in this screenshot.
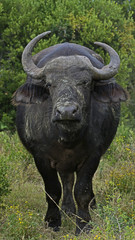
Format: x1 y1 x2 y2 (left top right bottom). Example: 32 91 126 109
75 223 92 236
47 219 61 232
89 197 96 209
45 209 61 232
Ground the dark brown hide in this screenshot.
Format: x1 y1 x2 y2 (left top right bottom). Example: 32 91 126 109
14 33 127 235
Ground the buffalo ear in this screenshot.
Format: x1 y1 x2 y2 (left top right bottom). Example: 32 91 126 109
93 83 127 103
12 83 49 105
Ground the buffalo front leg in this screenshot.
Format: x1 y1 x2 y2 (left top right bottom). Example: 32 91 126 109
74 156 100 235
34 157 61 231
59 172 76 216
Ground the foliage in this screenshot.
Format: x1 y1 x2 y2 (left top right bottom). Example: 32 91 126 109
0 156 10 199
0 133 11 199
115 0 135 20
0 124 135 239
0 132 33 184
91 196 135 240
2 204 44 240
0 0 135 130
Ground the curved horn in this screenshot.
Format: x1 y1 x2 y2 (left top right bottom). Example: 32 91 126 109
22 31 51 79
90 42 120 80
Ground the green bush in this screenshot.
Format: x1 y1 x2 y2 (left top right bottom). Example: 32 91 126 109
106 162 135 194
92 196 135 240
104 122 135 165
2 204 43 240
0 131 33 203
0 133 11 199
0 157 10 199
0 0 135 130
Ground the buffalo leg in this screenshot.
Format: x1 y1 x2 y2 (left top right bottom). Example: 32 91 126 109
34 157 61 231
74 156 100 235
59 172 76 215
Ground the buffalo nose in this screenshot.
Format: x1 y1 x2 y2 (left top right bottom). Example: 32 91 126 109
55 104 79 120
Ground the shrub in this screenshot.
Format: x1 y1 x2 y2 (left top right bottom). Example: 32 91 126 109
104 122 135 165
105 161 135 194
0 131 33 202
0 156 10 199
0 0 135 130
92 196 135 240
2 204 43 240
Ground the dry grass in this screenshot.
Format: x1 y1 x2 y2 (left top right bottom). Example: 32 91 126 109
0 125 135 239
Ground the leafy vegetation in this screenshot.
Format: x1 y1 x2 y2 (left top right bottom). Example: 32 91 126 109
0 123 135 239
0 0 135 130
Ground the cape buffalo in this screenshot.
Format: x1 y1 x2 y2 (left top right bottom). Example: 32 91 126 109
13 31 127 234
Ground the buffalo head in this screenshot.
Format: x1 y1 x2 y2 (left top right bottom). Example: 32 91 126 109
13 31 124 144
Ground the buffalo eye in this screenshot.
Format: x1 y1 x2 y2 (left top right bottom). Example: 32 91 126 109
77 80 89 87
46 82 52 89
82 80 90 87
83 80 87 85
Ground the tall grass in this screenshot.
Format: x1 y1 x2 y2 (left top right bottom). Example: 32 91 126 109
0 122 135 239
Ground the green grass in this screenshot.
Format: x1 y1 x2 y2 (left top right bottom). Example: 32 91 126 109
0 123 135 240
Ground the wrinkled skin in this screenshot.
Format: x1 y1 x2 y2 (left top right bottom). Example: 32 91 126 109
14 38 127 235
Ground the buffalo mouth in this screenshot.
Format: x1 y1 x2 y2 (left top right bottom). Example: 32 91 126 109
53 119 84 147
55 119 80 124
53 118 81 134
53 119 81 128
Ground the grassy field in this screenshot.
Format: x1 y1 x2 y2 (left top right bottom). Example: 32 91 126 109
0 122 135 240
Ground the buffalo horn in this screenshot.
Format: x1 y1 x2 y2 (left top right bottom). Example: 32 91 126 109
22 32 120 80
91 42 120 80
22 31 51 79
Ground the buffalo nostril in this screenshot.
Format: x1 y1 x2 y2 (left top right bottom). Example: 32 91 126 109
56 109 61 114
72 106 78 114
56 105 78 116
55 104 79 119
